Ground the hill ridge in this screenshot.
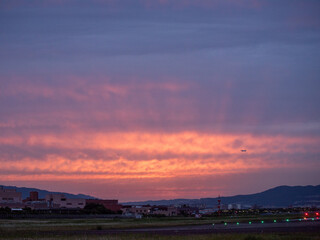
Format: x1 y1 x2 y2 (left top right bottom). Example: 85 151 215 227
0 185 96 200
122 185 320 208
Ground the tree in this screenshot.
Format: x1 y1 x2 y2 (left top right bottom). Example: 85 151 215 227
83 203 115 214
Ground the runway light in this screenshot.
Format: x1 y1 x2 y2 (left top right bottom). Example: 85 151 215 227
304 217 307 220
224 223 227 225
261 221 264 224
237 222 239 225
273 220 277 223
312 218 314 221
317 217 319 220
286 219 289 222
299 219 302 221
249 222 252 224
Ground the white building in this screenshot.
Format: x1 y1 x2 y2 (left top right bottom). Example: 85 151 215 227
228 203 242 210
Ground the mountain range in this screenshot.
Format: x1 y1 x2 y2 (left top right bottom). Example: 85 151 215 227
0 185 96 200
1 184 319 208
123 185 320 208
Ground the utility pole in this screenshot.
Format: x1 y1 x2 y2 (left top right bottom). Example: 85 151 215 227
217 195 221 216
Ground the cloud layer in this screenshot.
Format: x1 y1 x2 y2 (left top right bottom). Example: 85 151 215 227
0 0 319 200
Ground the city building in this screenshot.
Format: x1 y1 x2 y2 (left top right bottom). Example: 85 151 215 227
122 205 178 217
23 191 44 203
29 191 39 201
122 205 152 215
152 206 178 216
0 187 22 203
228 203 242 210
45 194 85 209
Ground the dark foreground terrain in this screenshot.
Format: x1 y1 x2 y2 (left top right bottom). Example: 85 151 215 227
1 217 319 239
114 220 320 235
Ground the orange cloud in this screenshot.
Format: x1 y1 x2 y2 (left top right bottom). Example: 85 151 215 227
5 131 317 154
1 131 318 183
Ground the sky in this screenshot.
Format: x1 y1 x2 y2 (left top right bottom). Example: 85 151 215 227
0 0 320 202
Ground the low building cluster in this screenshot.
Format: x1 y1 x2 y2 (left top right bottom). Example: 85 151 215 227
4 186 308 218
0 187 200 217
122 205 178 217
0 187 24 209
0 187 253 217
0 186 121 212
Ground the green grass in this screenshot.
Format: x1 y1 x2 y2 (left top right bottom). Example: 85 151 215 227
0 232 319 240
0 217 210 232
210 213 303 224
0 215 318 240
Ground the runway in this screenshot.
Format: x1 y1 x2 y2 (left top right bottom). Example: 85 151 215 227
108 220 320 235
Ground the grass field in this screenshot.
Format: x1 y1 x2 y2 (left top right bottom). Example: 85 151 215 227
0 233 318 240
0 215 319 240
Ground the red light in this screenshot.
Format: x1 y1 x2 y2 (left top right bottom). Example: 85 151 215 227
316 212 319 216
305 212 309 216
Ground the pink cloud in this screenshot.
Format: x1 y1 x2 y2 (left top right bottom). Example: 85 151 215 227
1 130 319 195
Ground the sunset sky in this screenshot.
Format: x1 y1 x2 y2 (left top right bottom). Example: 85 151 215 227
0 0 319 202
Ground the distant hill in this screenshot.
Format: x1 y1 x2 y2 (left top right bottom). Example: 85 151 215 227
2 184 319 207
0 185 96 200
123 185 320 208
